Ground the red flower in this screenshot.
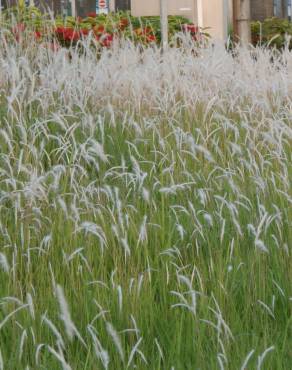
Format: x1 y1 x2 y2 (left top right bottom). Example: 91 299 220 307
146 34 156 43
100 33 113 47
87 12 97 18
67 29 80 42
118 18 128 29
80 28 90 36
134 28 142 36
143 27 152 34
55 27 80 42
34 31 42 39
94 25 105 34
12 23 26 41
13 23 26 34
55 26 65 35
135 27 152 36
182 24 199 34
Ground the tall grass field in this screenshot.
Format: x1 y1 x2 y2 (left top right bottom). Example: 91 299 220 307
0 34 291 369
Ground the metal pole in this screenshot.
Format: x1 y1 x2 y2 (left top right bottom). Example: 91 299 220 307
71 0 76 17
223 0 228 40
160 0 168 52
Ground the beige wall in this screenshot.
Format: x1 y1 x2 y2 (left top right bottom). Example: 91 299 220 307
202 0 228 39
131 0 197 23
130 0 228 40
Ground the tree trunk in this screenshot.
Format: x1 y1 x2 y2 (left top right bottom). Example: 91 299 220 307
233 0 251 44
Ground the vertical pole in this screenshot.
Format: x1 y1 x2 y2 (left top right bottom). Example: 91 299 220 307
233 0 251 44
223 0 228 39
71 0 76 16
160 0 168 52
233 0 237 36
109 0 115 12
197 0 203 28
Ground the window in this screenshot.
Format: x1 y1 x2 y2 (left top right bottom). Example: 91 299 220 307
115 0 130 11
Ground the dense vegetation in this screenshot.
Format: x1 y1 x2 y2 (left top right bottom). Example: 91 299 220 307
0 11 291 370
0 6 206 48
251 17 292 49
3 5 292 50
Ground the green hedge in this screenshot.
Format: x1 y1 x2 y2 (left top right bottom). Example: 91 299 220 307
251 17 292 49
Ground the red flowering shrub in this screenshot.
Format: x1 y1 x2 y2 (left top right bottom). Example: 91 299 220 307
182 24 203 41
87 12 97 18
34 31 42 39
133 26 157 44
93 25 106 34
4 7 209 51
12 22 26 33
99 33 114 47
182 24 199 34
11 23 43 43
146 34 156 43
55 26 80 43
118 18 129 30
12 23 26 41
80 28 90 37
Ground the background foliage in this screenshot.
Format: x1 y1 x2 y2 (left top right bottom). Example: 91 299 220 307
0 6 207 48
251 17 292 49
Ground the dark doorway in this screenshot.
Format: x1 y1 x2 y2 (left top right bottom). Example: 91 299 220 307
115 0 130 11
76 0 95 17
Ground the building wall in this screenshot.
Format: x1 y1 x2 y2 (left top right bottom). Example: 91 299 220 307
131 0 197 23
34 0 61 14
250 0 289 21
251 0 274 21
131 0 228 40
76 0 95 17
202 0 228 39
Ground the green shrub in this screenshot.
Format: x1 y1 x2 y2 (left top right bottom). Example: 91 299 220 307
251 17 292 49
0 7 209 48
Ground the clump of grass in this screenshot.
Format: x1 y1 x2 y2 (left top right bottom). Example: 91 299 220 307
0 30 291 369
